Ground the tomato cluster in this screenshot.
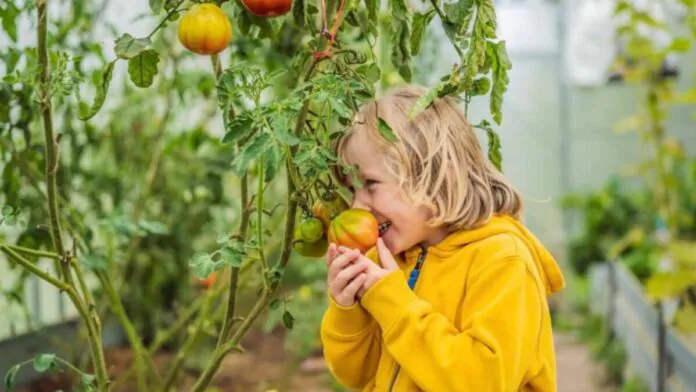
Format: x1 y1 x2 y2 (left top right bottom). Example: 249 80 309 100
293 193 379 260
177 1 292 55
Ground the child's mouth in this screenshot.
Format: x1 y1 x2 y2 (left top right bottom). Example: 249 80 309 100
378 221 392 235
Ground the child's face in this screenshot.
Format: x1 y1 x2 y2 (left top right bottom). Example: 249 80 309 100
342 131 449 255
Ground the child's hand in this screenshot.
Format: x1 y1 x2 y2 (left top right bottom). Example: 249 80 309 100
325 243 370 307
337 238 400 299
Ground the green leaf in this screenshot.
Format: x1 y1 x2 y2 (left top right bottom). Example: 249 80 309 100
33 354 57 372
377 117 398 142
221 246 243 267
217 232 231 244
114 33 151 60
489 41 512 125
127 49 159 88
477 120 503 171
4 364 20 390
292 0 306 27
477 0 498 38
282 310 295 329
264 143 282 182
356 63 381 84
149 0 164 13
222 112 256 144
411 9 436 55
669 36 691 52
82 373 96 386
2 205 13 217
189 252 216 278
1 3 20 42
138 219 169 235
269 298 282 310
78 60 116 121
471 77 491 96
232 132 271 176
80 253 108 272
443 0 475 37
389 0 413 82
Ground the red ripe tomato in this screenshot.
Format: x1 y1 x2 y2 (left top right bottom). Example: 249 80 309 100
327 209 379 253
241 0 292 17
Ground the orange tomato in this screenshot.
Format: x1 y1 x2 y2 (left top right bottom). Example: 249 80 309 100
177 4 232 55
327 209 379 253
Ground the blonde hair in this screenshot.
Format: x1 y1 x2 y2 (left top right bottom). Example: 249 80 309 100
334 84 523 231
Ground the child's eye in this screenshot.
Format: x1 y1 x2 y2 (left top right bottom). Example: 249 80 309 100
365 179 379 187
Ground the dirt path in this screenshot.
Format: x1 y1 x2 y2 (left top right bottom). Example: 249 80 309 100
555 332 617 392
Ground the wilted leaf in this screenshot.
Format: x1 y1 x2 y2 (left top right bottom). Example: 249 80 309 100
128 49 159 88
411 9 436 55
489 41 511 125
78 60 116 121
389 0 412 82
476 120 502 171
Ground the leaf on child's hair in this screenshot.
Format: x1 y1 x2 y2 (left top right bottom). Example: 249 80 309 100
377 117 398 142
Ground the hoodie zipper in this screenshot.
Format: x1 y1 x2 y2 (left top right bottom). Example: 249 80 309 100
388 246 428 392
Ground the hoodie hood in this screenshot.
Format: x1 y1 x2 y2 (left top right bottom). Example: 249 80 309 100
406 215 566 295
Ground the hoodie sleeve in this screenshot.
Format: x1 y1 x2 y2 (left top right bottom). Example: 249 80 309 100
320 293 382 389
359 254 541 392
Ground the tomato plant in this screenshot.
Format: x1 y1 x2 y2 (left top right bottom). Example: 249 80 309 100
0 0 514 390
327 208 379 253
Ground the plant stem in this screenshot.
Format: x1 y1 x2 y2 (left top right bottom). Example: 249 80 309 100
256 157 268 272
160 289 217 392
211 50 248 349
7 244 60 260
99 272 151 391
191 290 272 392
1 246 69 290
36 1 109 389
37 0 65 257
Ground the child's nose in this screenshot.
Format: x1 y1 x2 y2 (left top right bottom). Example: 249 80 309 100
351 194 369 211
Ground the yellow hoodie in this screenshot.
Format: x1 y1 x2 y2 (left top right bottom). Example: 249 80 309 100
320 215 565 392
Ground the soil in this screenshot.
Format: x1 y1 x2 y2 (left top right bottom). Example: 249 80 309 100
12 326 334 392
12 330 616 392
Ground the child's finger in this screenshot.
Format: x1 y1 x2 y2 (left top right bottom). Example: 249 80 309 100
327 249 361 282
340 273 367 303
324 243 338 267
332 260 368 291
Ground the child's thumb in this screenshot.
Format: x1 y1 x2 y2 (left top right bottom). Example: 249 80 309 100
376 238 398 271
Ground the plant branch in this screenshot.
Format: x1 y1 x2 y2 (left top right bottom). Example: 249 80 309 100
6 244 60 260
1 246 68 290
98 271 153 391
35 1 109 388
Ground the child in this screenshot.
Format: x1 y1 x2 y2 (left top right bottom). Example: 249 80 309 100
319 84 565 391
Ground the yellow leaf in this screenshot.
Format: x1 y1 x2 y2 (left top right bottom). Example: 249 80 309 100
673 302 696 334
668 240 696 268
666 88 696 105
608 226 645 259
645 271 696 300
613 115 646 134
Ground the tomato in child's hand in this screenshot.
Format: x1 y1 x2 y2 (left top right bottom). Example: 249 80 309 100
327 209 379 253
